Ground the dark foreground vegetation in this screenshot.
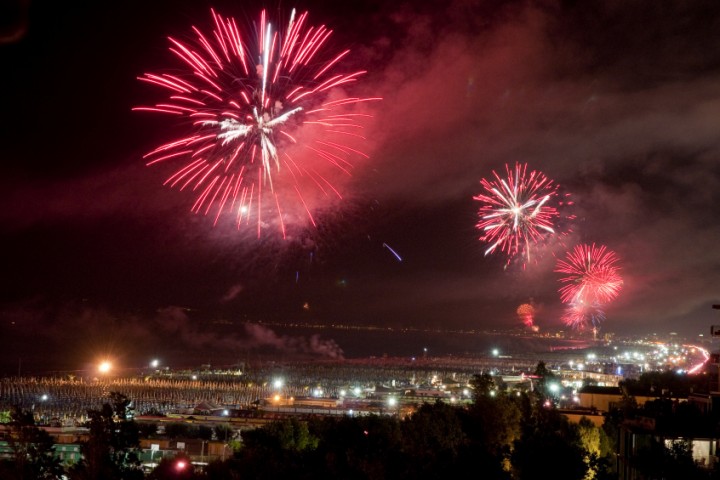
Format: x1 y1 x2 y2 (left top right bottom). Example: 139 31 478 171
2 364 720 479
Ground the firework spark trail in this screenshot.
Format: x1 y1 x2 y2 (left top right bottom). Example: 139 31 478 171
382 243 403 262
555 243 623 306
134 9 380 237
555 243 623 330
561 302 607 330
516 303 535 327
473 162 572 267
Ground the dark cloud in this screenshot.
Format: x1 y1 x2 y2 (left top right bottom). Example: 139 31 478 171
0 0 30 44
0 301 343 374
352 0 720 334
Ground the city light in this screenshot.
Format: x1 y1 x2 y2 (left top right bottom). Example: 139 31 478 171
150 359 159 368
98 361 112 374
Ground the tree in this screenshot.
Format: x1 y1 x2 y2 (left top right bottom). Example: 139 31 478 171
196 424 213 441
576 417 616 480
0 406 64 480
633 438 706 480
164 422 195 439
227 417 322 479
137 422 158 439
0 410 12 423
470 372 496 399
400 401 468 477
470 392 522 454
533 361 558 399
214 424 235 442
512 403 589 480
68 392 143 480
305 414 405 479
245 416 318 452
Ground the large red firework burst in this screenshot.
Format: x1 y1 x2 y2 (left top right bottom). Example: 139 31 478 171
561 302 607 330
473 162 573 267
516 303 536 327
555 243 623 308
134 9 379 237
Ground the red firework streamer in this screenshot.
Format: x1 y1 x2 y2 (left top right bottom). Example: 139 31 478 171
473 162 573 267
561 302 606 330
134 9 379 237
555 243 623 306
516 303 536 327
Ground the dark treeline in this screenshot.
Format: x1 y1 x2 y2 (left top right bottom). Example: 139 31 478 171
2 366 720 479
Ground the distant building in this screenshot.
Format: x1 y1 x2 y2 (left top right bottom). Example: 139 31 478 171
558 409 605 427
0 440 82 466
577 385 667 413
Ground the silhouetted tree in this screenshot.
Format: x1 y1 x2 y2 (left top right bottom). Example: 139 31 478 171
470 372 496 398
308 414 404 479
196 425 213 441
137 422 158 439
471 390 522 457
633 438 706 480
68 392 143 480
214 424 234 442
229 416 321 479
399 401 467 478
247 416 318 452
533 361 558 400
164 422 195 439
0 406 64 480
512 404 588 480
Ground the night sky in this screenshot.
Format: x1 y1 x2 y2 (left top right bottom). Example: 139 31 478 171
2 0 720 373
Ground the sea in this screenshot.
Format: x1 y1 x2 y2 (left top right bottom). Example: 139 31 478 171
275 326 599 359
3 323 658 377
196 323 614 369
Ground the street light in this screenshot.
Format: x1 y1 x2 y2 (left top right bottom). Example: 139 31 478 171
386 396 398 415
98 361 111 374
